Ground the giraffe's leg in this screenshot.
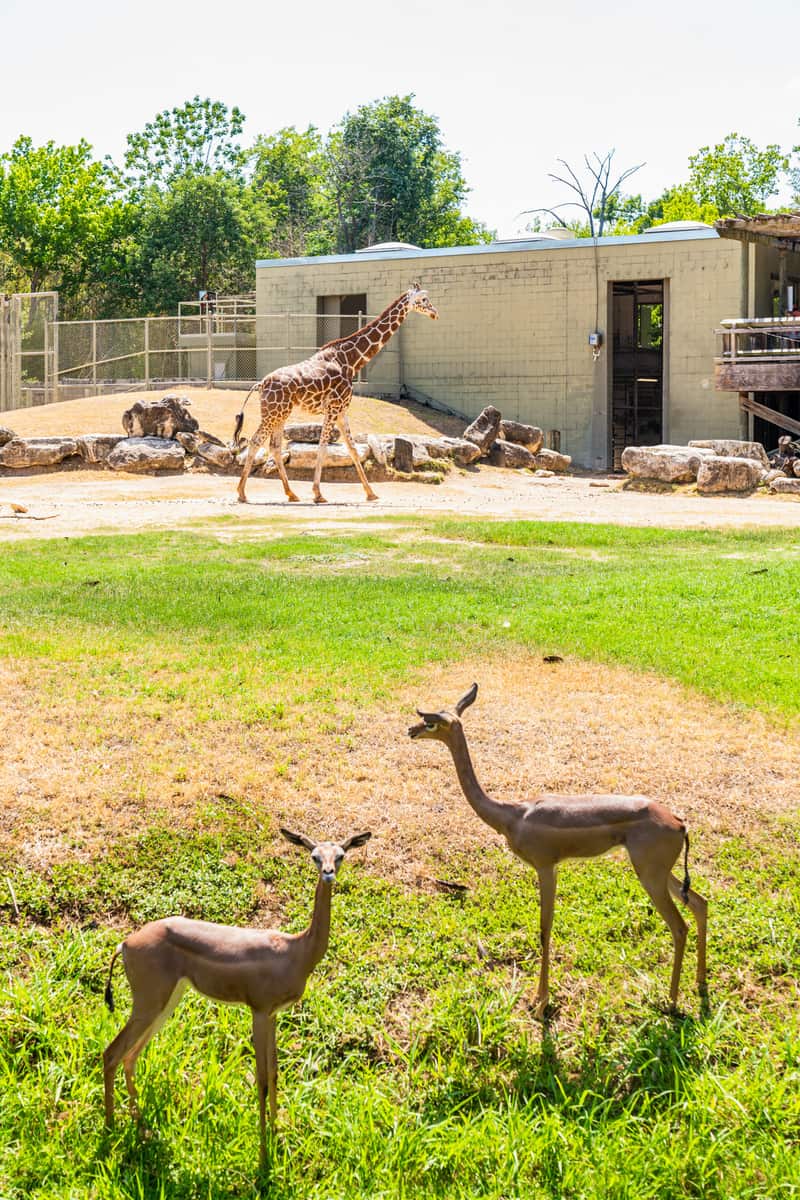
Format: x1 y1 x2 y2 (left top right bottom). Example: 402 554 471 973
237 420 271 504
312 410 338 504
340 412 378 501
533 865 557 1019
270 426 299 503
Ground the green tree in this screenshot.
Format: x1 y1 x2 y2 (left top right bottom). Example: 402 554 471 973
124 96 245 192
249 126 333 257
325 95 490 252
685 133 788 216
0 136 129 310
132 173 271 313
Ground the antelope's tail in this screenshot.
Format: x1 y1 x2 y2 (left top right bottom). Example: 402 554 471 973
681 831 691 902
233 382 260 444
104 945 122 1012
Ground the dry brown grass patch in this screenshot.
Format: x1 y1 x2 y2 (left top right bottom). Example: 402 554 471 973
2 652 798 883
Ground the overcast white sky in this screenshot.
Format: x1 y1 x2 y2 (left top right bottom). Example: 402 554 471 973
2 0 798 238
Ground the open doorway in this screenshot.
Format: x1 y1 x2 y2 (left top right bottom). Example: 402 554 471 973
611 280 664 469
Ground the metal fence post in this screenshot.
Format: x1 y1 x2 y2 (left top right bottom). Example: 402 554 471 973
92 321 98 396
206 313 213 388
144 318 150 392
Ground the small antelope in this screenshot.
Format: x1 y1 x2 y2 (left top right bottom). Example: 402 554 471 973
409 683 707 1016
102 828 371 1161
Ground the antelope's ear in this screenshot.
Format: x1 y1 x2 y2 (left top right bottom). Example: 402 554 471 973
454 683 478 716
341 831 372 851
279 827 316 851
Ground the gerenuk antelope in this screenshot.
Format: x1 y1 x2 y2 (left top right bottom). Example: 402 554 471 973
102 827 371 1162
409 683 707 1017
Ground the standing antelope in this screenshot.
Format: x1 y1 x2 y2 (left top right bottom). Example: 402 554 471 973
408 684 707 1016
102 828 371 1162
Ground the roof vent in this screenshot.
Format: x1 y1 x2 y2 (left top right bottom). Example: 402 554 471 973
642 220 714 235
355 241 422 254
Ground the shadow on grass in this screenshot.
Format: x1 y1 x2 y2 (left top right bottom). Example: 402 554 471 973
416 1004 711 1127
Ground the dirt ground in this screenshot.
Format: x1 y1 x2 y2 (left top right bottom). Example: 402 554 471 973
2 388 799 537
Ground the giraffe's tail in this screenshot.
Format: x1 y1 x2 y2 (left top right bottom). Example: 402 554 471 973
232 382 260 445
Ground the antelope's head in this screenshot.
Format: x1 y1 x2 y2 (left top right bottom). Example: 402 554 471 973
408 682 478 742
280 828 372 884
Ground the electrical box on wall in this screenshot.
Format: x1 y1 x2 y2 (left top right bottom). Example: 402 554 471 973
588 331 603 348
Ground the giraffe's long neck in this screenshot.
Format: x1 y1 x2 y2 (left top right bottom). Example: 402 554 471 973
299 877 333 971
336 293 411 374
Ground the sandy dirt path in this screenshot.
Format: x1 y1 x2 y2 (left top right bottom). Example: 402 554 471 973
1 388 798 536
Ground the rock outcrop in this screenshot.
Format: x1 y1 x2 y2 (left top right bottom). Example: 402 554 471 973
499 420 544 452
107 437 186 473
122 396 199 439
463 406 503 455
695 455 762 494
0 437 78 468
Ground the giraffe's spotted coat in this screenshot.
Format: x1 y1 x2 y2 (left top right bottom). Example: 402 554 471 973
236 284 438 504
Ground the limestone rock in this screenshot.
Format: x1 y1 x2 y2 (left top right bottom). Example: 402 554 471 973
284 422 341 443
769 476 800 494
122 396 199 439
393 437 415 473
235 446 288 475
621 445 708 483
107 437 186 473
0 437 78 468
285 441 369 469
463 406 502 454
0 426 16 447
499 420 543 452
696 455 762 494
489 439 537 469
366 434 387 466
531 447 572 473
194 441 236 470
432 436 482 466
689 439 769 467
76 434 124 464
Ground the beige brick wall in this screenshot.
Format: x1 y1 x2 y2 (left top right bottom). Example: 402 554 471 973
256 234 754 467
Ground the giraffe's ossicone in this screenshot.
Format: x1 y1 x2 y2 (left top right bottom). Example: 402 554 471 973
233 283 439 504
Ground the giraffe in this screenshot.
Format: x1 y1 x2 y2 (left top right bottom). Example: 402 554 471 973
233 283 439 504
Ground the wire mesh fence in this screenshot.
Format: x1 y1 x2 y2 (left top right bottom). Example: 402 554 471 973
2 292 398 411
0 292 58 411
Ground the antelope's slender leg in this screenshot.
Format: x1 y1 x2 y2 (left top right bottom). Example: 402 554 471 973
632 862 688 1007
533 865 557 1019
252 1011 275 1163
668 874 708 995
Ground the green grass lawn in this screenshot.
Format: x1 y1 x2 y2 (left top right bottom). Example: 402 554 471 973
1 519 799 1198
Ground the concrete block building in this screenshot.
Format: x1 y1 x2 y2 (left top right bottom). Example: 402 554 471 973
256 223 800 470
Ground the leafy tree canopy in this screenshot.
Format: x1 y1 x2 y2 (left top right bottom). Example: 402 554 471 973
326 95 490 252
124 97 245 192
249 126 333 258
0 136 129 308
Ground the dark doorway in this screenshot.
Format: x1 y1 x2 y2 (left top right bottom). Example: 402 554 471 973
611 280 664 469
752 392 800 452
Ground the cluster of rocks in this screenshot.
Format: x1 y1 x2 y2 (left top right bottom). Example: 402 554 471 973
621 438 800 496
0 396 571 482
462 405 572 475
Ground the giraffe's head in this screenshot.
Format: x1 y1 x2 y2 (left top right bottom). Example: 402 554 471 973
407 282 438 320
